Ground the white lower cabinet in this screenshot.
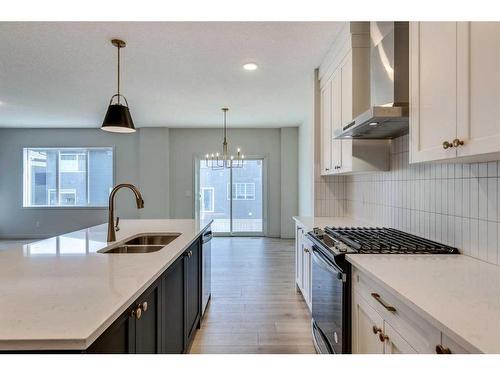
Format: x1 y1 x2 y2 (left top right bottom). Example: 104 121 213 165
352 267 473 354
383 321 417 354
295 224 312 312
352 290 384 354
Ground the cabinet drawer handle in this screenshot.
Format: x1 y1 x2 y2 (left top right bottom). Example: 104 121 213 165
436 344 452 354
442 141 453 149
131 306 142 320
379 333 389 342
304 248 310 253
452 138 464 148
371 293 396 313
141 302 148 312
372 325 382 335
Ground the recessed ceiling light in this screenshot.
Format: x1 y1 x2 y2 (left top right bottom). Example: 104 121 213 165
369 121 379 126
243 62 258 71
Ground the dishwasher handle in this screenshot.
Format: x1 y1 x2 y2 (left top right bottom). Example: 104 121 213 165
202 231 213 243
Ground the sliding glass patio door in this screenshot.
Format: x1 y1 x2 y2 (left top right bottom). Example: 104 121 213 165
198 158 264 235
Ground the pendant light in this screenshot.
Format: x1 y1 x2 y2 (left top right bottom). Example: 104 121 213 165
101 39 136 133
205 108 244 169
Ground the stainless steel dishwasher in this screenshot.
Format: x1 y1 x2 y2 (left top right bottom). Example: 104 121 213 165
201 227 212 316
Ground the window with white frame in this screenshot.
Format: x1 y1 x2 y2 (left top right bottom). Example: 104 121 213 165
227 183 256 200
23 147 113 207
201 187 215 212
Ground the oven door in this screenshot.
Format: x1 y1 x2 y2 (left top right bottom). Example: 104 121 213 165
311 246 347 354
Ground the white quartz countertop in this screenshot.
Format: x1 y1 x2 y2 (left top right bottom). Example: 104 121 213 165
0 219 211 351
293 216 370 232
346 253 500 353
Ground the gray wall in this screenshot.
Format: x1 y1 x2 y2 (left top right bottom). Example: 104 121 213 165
169 128 298 238
298 70 316 216
0 128 170 238
281 128 298 237
0 126 297 239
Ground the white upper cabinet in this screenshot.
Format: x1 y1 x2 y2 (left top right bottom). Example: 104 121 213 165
410 21 500 163
320 81 332 174
410 22 459 163
457 22 500 158
331 69 343 172
319 22 389 175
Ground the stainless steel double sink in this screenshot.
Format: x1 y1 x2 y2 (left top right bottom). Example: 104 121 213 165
100 233 181 254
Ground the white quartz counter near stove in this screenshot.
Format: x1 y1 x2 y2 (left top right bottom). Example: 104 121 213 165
346 253 500 353
0 219 211 351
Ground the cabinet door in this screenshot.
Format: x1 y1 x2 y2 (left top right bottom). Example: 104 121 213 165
340 52 353 128
161 256 185 354
456 22 500 158
185 240 201 346
331 69 343 172
410 22 458 163
135 281 161 354
296 226 304 291
86 309 134 354
352 291 384 354
320 80 333 175
383 321 417 354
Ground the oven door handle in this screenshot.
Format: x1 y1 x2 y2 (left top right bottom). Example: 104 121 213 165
312 320 334 354
312 247 346 282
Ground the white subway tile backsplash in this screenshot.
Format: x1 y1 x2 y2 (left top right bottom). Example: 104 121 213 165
488 161 498 177
479 162 488 178
479 220 488 261
478 178 488 221
316 135 500 266
488 178 498 222
488 221 498 264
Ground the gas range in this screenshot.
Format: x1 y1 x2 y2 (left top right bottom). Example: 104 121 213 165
307 226 458 355
308 226 459 257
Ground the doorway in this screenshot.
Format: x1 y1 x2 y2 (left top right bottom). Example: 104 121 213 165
196 158 265 235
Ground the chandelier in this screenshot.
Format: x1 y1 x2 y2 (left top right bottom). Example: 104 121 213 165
205 108 244 169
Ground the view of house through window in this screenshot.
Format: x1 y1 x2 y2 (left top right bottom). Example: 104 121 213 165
199 159 263 234
23 147 113 207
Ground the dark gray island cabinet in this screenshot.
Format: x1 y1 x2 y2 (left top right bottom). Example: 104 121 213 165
87 236 202 354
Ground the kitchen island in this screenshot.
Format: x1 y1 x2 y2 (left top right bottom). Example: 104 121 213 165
0 219 211 353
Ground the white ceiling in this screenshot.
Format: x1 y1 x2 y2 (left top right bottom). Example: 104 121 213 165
0 22 342 129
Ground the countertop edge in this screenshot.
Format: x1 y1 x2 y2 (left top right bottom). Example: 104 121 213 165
346 254 484 354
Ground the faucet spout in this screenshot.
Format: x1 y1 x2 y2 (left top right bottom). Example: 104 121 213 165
107 183 144 242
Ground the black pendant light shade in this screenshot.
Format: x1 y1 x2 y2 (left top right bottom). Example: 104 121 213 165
101 39 136 133
101 95 135 133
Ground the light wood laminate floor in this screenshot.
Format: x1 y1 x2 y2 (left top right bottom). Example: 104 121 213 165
189 237 315 354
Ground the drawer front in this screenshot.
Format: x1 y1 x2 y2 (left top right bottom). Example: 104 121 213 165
440 332 472 354
352 267 440 354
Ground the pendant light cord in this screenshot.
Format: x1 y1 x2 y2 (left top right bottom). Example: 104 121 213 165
117 45 121 105
223 109 227 143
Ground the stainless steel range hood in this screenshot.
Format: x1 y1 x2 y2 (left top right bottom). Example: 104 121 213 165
335 22 409 139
